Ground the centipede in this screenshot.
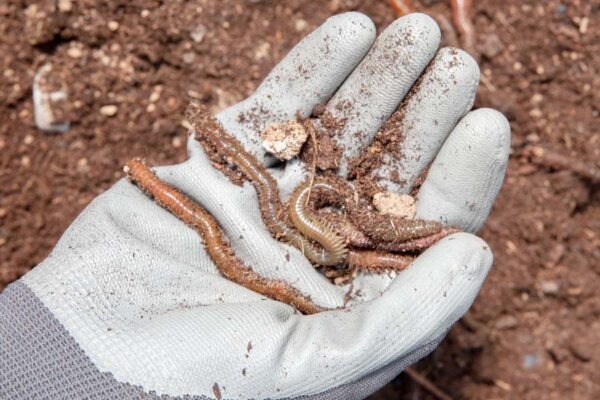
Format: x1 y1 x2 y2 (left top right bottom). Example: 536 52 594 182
289 177 450 245
287 176 456 275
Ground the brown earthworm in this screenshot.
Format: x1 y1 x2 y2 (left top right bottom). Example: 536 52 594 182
347 250 415 272
316 209 458 252
124 158 323 315
190 105 345 266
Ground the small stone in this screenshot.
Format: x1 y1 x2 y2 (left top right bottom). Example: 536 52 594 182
494 380 512 392
529 108 543 118
190 24 207 43
536 65 545 75
67 44 83 58
149 91 161 103
23 134 34 145
100 105 118 117
373 192 416 219
172 136 183 148
294 19 308 32
32 64 70 133
531 93 544 104
540 280 560 295
140 9 150 18
254 41 270 60
579 17 589 34
21 155 31 167
76 157 89 173
495 315 519 330
480 33 504 59
57 0 72 12
182 51 196 64
108 21 120 31
260 120 309 161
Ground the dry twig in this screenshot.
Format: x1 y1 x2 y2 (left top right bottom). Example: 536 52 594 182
389 0 413 16
523 145 600 184
449 0 477 58
404 367 454 400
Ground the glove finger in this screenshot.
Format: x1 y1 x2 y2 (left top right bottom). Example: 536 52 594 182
158 140 346 309
276 233 491 395
416 108 511 232
369 47 480 193
318 13 441 176
215 12 376 166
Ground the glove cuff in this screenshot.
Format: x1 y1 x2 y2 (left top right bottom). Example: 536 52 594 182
0 281 155 399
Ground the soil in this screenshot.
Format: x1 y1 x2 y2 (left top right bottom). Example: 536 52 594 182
1 0 599 399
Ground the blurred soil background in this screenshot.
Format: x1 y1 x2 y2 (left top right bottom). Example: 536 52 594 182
1 0 598 398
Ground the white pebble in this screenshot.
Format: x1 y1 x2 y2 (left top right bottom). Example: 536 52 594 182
260 120 308 161
373 192 416 219
190 24 207 43
32 64 70 133
100 105 118 117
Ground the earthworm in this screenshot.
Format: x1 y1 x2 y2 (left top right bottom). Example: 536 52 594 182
124 158 323 315
317 209 458 252
189 105 345 266
450 0 477 58
347 250 415 272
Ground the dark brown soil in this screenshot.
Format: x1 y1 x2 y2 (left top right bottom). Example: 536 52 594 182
1 1 598 399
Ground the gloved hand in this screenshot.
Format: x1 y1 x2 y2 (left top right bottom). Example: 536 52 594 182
0 12 510 400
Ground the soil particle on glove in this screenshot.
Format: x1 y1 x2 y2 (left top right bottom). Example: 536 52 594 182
212 382 222 400
372 191 416 219
299 111 346 172
260 119 308 160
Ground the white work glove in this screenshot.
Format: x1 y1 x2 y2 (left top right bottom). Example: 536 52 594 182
0 12 510 400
